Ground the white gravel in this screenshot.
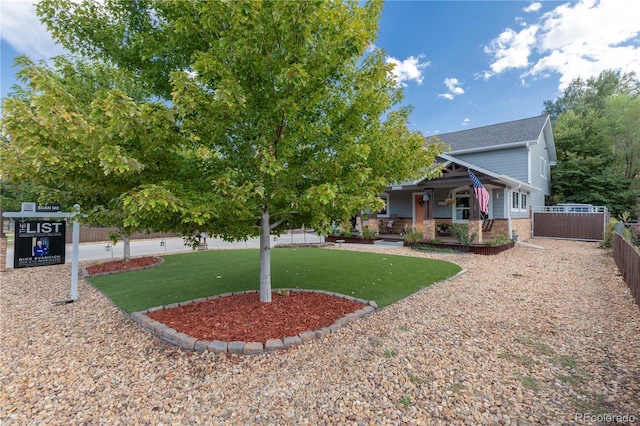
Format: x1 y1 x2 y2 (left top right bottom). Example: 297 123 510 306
1 238 639 425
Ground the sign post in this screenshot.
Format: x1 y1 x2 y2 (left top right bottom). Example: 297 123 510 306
3 204 81 303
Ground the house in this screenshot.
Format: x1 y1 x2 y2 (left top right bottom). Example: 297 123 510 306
367 115 557 242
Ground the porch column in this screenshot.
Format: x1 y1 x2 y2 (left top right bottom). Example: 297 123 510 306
468 185 483 243
468 219 483 244
423 190 435 240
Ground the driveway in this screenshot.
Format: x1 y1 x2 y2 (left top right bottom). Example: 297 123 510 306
1 239 638 425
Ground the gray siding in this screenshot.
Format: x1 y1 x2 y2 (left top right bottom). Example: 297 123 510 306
529 133 552 196
491 188 505 219
433 188 454 218
454 146 529 182
528 190 546 210
387 191 413 217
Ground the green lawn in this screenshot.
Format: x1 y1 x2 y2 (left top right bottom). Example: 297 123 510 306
88 248 462 313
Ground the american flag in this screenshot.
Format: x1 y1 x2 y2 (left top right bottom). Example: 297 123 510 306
468 169 490 214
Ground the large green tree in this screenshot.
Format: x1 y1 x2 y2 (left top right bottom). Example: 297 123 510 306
543 70 639 121
550 110 636 216
35 0 443 301
543 70 640 216
1 56 190 260
600 93 640 182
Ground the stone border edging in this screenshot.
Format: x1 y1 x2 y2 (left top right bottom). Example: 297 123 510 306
130 289 378 356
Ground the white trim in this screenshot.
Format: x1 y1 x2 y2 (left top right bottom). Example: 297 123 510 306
448 139 535 155
540 157 548 180
377 193 390 218
510 190 528 213
527 145 532 185
452 187 470 224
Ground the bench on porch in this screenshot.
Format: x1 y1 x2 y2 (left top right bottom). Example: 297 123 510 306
378 214 396 234
379 216 412 235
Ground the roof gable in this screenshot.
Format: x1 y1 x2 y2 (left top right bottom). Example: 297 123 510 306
436 115 550 152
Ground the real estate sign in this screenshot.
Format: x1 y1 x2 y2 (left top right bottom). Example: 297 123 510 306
14 220 66 269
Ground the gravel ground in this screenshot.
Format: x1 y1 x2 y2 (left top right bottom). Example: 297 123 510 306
1 239 639 425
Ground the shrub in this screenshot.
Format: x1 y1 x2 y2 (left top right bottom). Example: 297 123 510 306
451 224 477 245
362 228 377 240
600 219 618 248
436 223 452 234
404 230 424 244
484 236 512 246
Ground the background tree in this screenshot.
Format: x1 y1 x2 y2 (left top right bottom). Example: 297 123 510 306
600 93 640 181
543 70 640 216
543 70 639 121
0 56 190 261
35 0 443 302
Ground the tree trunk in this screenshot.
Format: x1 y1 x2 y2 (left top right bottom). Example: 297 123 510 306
123 234 131 262
259 209 272 302
260 210 271 303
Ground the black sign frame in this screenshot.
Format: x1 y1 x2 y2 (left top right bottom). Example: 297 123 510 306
14 220 66 268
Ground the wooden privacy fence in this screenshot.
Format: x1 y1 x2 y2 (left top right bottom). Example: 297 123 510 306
64 226 178 243
614 232 640 308
532 207 608 241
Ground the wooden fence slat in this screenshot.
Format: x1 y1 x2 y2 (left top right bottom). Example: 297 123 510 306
533 212 606 241
614 233 640 308
64 227 178 243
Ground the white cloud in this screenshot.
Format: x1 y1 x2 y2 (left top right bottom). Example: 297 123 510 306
386 55 430 87
1 1 65 60
461 118 470 126
523 2 542 13
483 26 539 78
483 0 640 90
438 77 465 100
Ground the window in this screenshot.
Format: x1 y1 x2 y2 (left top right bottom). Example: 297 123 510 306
511 190 528 212
540 157 548 179
377 193 389 217
454 190 470 222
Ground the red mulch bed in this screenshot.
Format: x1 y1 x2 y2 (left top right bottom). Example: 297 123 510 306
85 256 163 276
148 292 364 344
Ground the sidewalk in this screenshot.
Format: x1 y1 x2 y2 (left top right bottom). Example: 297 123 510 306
4 231 327 269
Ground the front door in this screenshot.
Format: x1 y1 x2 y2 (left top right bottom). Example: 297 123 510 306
413 194 424 232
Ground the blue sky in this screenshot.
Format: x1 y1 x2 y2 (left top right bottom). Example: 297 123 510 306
2 0 639 134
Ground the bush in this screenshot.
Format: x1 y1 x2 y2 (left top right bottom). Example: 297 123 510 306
484 236 512 246
436 223 453 234
600 219 618 248
404 230 424 244
451 224 477 245
361 228 377 240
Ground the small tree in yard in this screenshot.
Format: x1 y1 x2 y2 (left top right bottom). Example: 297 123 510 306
34 0 444 301
0 56 188 261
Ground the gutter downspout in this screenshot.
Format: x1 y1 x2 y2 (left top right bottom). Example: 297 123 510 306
507 184 522 240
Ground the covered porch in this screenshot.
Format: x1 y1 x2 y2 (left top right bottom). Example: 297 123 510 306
363 163 512 243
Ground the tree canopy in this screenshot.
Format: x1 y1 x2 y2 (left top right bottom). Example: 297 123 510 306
0 56 192 260
4 0 445 301
543 70 640 217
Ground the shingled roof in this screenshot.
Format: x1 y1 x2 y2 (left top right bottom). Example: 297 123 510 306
436 115 550 152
